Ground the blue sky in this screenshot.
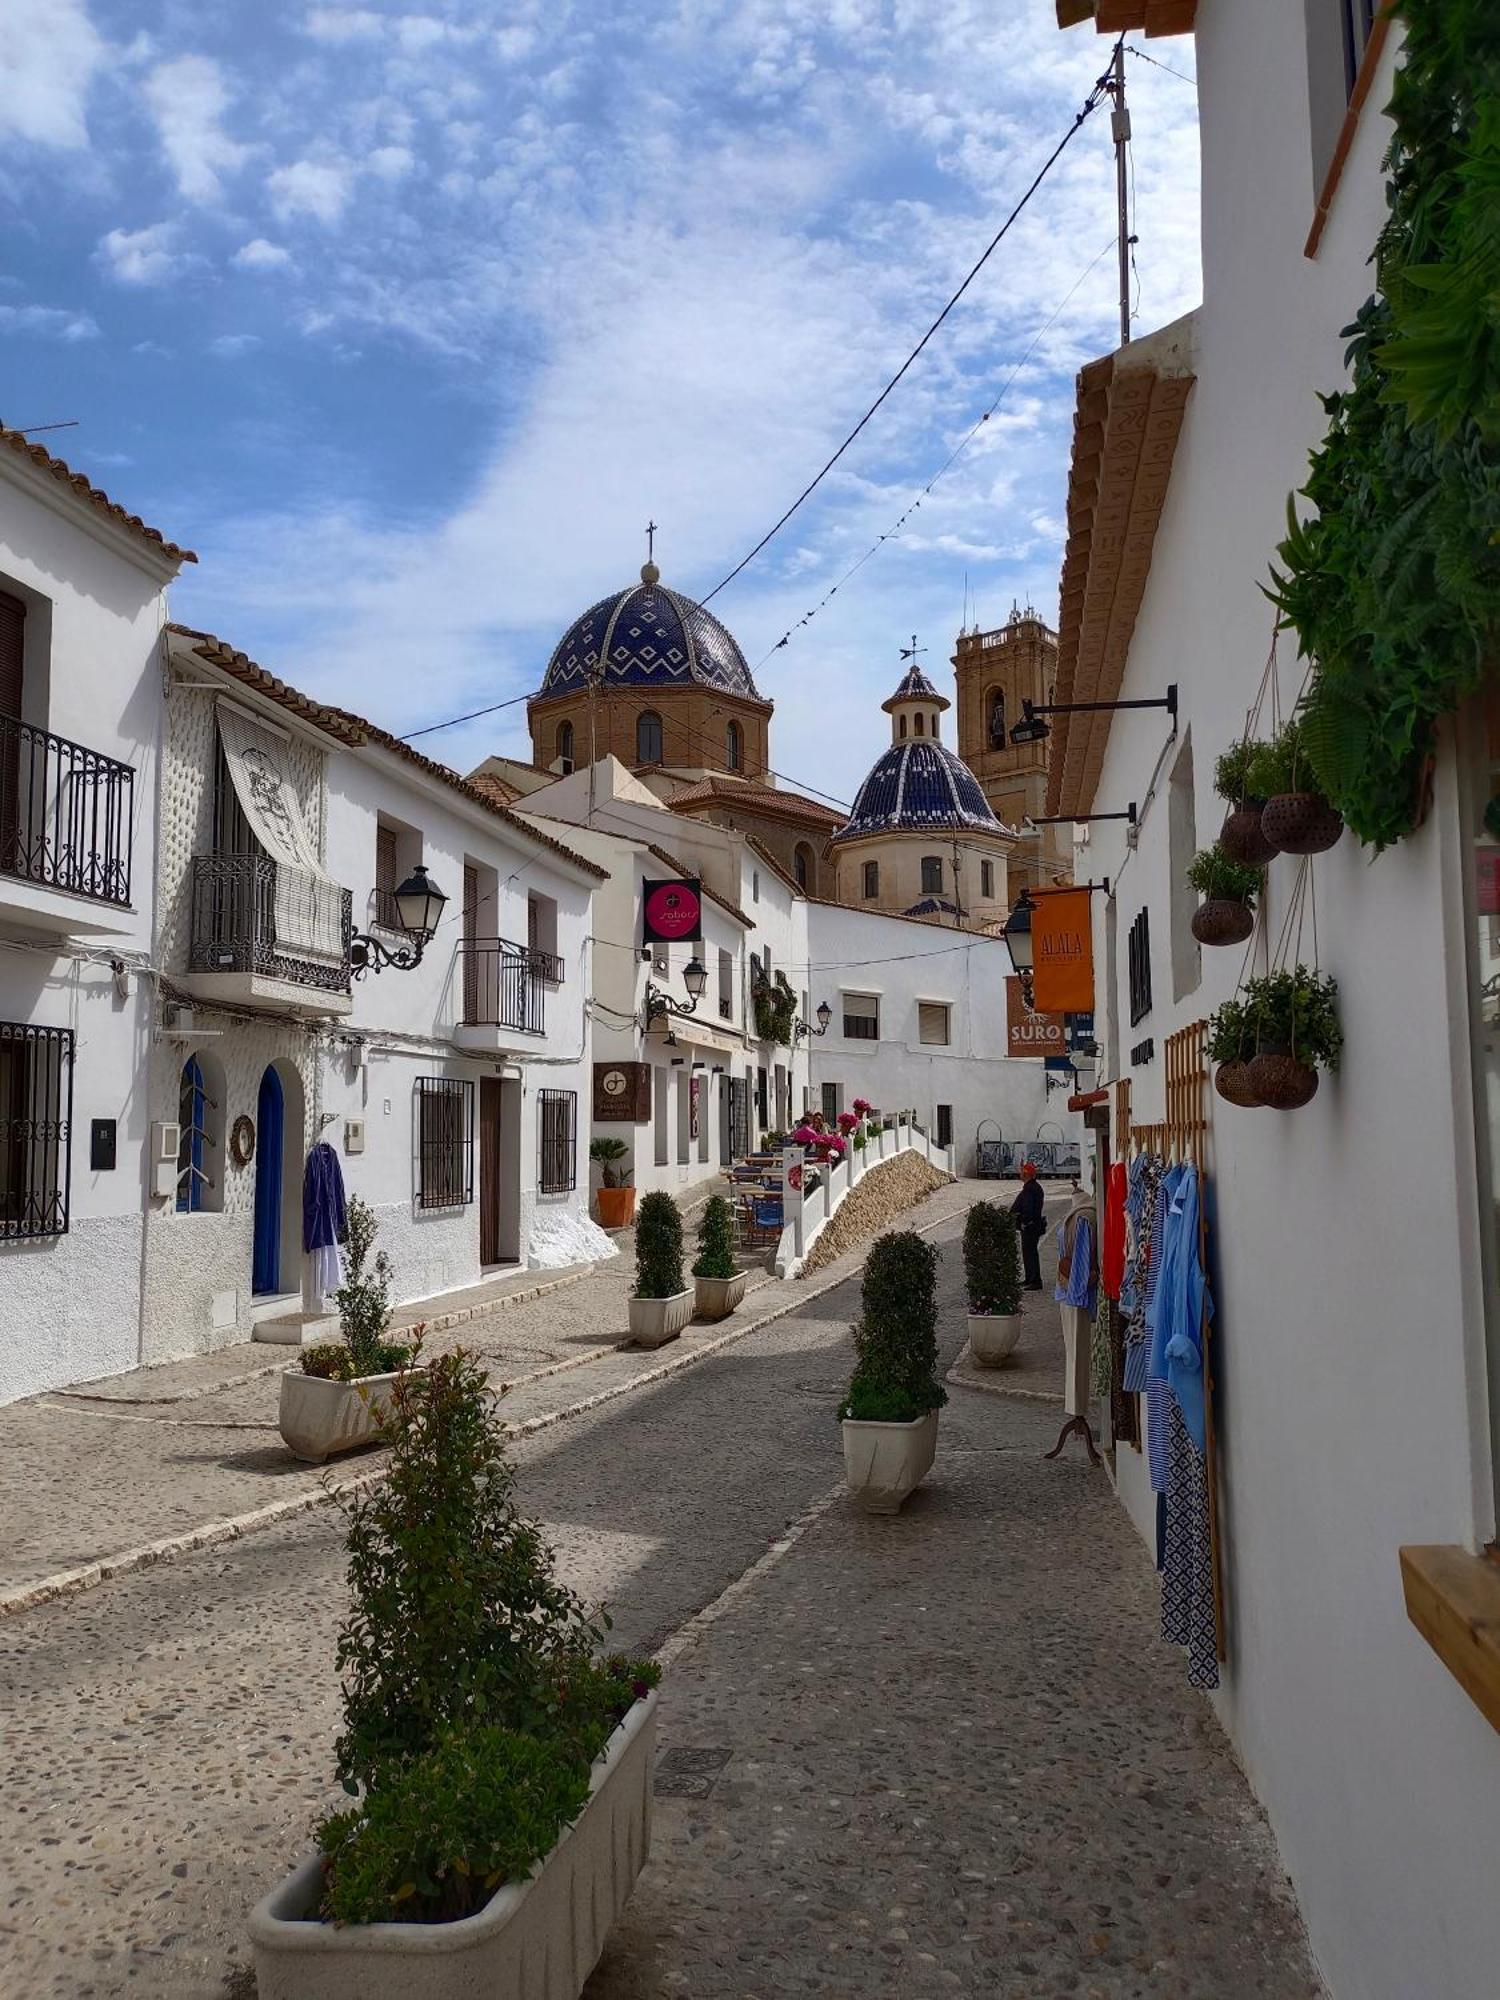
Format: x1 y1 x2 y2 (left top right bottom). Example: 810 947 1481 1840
2 0 1200 803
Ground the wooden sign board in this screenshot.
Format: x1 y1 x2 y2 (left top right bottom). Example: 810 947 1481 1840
1006 978 1067 1059
593 1061 652 1123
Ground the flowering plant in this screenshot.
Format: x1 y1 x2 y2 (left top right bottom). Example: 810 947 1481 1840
851 1097 873 1118
836 1111 858 1136
792 1122 819 1147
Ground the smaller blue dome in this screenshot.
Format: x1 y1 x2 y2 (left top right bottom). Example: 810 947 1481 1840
882 662 948 712
831 739 1006 845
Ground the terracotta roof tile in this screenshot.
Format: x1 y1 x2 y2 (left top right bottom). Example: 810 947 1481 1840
1 423 196 564
165 623 608 882
668 774 844 829
1057 0 1196 33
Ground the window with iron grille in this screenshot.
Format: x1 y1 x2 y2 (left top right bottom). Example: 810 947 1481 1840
1127 909 1153 1028
416 1076 473 1209
0 1021 73 1240
176 1056 212 1213
538 1089 576 1194
842 991 879 1041
728 1077 750 1160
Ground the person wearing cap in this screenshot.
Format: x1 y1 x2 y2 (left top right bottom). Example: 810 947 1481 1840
1010 1161 1046 1290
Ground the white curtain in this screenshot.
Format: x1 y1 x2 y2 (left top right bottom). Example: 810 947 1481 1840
216 702 345 965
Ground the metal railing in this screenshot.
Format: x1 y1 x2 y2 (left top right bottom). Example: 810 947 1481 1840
460 937 546 1035
189 854 353 992
0 714 135 906
528 946 565 984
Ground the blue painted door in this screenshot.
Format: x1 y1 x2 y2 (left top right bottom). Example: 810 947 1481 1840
252 1065 284 1295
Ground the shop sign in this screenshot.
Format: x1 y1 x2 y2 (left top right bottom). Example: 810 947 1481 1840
1066 1010 1096 1051
1032 887 1094 1014
1006 977 1067 1058
641 878 703 946
593 1061 652 1123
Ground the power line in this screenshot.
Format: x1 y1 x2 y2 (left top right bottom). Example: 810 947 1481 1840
696 50 1120 609
1125 43 1196 86
401 689 533 741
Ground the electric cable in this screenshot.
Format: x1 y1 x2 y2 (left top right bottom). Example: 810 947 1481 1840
1124 44 1197 86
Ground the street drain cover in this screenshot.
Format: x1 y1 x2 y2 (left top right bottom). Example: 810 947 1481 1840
654 1747 732 1798
659 1747 733 1775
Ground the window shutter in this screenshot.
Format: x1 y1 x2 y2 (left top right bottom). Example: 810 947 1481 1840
0 591 23 721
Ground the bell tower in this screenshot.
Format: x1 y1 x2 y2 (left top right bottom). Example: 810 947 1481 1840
953 604 1069 893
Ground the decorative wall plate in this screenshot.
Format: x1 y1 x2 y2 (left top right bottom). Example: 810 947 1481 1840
230 1114 256 1167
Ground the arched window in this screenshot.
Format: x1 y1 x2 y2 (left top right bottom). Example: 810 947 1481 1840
914 712 925 737
899 714 908 740
931 712 940 739
987 687 1006 750
981 858 995 899
726 720 742 772
557 720 574 767
794 843 814 891
175 1053 224 1214
862 860 879 899
921 855 943 895
637 710 663 764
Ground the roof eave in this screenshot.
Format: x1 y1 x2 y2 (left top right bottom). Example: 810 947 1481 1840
1056 0 1197 35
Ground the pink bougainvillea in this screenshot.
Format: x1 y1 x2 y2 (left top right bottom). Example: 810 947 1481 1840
836 1112 858 1136
852 1098 873 1118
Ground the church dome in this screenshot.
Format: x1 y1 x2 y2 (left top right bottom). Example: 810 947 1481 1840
830 738 1005 844
537 565 765 704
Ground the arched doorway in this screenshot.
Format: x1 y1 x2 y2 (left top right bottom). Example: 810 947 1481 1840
252 1059 304 1296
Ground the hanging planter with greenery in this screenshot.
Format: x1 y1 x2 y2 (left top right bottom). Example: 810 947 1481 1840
1207 997 1262 1109
1213 740 1277 867
1244 718 1344 856
1266 0 1500 851
1187 845 1262 947
1243 966 1343 1110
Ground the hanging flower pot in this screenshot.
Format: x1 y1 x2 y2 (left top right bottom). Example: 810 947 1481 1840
1260 791 1344 855
1185 845 1261 949
1247 1046 1319 1108
1239 966 1342 1114
1220 801 1277 867
1213 1059 1263 1108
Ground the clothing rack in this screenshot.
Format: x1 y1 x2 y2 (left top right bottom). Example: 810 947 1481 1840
1116 1023 1226 1665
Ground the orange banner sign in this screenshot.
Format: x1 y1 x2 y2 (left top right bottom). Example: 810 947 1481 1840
1031 887 1094 1015
1006 978 1067 1059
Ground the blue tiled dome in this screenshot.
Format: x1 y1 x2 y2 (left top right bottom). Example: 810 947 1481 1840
538 567 763 702
831 739 1004 845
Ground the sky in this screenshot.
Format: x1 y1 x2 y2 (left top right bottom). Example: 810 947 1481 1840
0 0 1201 806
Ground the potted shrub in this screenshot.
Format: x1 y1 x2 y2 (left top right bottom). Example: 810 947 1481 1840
1187 845 1261 947
589 1137 636 1229
692 1194 746 1322
1244 964 1343 1108
251 1349 660 1999
1246 718 1344 855
278 1198 418 1465
1207 996 1262 1107
838 1231 947 1514
1214 739 1277 866
963 1201 1023 1366
627 1191 693 1347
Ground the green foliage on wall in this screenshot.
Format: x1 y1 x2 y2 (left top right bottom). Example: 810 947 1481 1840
1266 0 1500 850
753 968 798 1045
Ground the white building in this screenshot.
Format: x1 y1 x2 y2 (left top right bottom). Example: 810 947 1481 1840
1050 7 1500 1996
137 624 604 1361
0 426 193 1405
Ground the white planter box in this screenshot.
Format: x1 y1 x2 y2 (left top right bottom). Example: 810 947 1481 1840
967 1312 1022 1366
250 1691 657 2000
627 1288 693 1348
693 1271 747 1323
841 1409 939 1515
278 1368 408 1465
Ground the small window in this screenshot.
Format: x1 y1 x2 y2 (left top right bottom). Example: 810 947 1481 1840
862 860 879 900
918 1002 950 1047
538 1089 576 1194
718 947 734 1021
557 720 574 768
980 858 995 899
931 713 940 740
0 1022 73 1240
726 720 742 771
1128 909 1153 1028
921 856 943 896
843 992 879 1041
914 712 925 737
637 710 663 764
794 843 814 890
988 687 1006 750
1305 0 1378 192
752 871 760 902
899 714 908 740
176 1056 211 1213
416 1077 473 1208
820 1082 841 1125
936 1103 953 1148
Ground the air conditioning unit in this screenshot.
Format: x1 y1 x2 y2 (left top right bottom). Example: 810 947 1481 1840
150 1120 181 1199
163 1003 196 1034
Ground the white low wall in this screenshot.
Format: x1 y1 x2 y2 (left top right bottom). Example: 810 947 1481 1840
773 1123 955 1278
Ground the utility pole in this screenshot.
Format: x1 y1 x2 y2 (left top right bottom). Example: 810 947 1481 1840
1111 40 1132 349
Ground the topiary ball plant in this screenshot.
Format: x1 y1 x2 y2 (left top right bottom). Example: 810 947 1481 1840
634 1191 685 1299
838 1231 947 1425
692 1195 738 1282
963 1202 1021 1317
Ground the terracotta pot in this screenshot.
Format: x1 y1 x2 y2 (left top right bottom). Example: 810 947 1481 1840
1248 1048 1319 1109
1191 898 1254 947
1214 1059 1262 1108
1220 801 1276 867
595 1185 637 1229
1260 792 1343 855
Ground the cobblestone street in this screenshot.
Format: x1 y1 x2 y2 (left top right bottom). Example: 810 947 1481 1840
0 1182 1321 1998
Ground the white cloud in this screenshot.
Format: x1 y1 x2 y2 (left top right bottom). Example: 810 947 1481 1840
368 145 414 181
210 332 262 357
143 54 250 202
0 0 104 150
0 303 99 341
303 7 384 41
95 222 182 286
233 237 292 271
268 157 353 223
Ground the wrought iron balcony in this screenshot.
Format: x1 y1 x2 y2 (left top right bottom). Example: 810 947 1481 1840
0 714 135 907
189 854 353 993
460 936 546 1036
529 946 565 984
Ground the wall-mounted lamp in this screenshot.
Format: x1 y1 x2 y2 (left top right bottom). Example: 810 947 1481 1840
1007 684 1177 747
643 955 708 1031
351 865 449 978
793 1000 833 1042
1002 888 1035 1008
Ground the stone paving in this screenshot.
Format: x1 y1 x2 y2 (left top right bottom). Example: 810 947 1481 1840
0 1180 1322 1999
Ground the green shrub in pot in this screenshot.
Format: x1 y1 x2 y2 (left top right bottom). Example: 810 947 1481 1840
633 1191 685 1300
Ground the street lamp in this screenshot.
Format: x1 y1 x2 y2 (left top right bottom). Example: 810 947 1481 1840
351 864 449 978
1002 888 1036 1007
644 954 708 1030
794 999 833 1042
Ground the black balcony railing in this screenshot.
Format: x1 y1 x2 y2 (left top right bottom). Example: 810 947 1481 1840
189 854 353 993
0 714 135 907
460 937 546 1035
529 946 565 984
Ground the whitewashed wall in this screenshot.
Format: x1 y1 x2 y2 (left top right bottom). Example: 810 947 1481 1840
1080 12 1500 1997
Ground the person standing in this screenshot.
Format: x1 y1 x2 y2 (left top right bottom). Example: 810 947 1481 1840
1011 1162 1046 1291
